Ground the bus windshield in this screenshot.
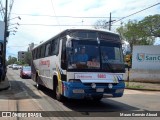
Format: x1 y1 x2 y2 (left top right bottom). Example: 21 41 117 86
67 40 123 71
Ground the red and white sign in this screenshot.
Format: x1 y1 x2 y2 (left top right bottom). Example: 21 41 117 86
75 73 109 80
74 73 122 83
39 60 50 67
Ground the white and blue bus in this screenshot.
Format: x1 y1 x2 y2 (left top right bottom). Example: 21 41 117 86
31 28 125 101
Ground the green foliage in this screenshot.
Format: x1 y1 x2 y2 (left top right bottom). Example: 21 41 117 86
116 14 160 51
7 52 32 66
7 56 17 65
17 60 25 65
139 14 160 37
24 52 32 66
16 52 31 66
94 14 160 51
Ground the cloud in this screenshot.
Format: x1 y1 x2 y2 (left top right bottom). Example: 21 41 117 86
84 0 105 11
58 0 72 6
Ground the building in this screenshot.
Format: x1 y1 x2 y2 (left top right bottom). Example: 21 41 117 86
28 43 34 52
18 51 27 61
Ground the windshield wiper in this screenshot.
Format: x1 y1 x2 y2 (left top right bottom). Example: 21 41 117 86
103 61 115 72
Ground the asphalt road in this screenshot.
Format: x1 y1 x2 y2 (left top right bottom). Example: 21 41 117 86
0 68 160 120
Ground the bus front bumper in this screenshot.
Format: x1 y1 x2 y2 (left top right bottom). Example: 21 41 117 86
62 81 125 99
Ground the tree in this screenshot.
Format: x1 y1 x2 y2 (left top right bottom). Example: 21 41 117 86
94 14 160 51
139 14 160 37
24 52 32 66
117 15 160 50
117 20 143 50
7 56 17 65
93 20 109 29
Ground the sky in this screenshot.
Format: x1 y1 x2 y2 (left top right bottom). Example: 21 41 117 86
0 0 160 59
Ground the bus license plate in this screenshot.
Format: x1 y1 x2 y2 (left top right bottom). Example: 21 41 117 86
96 88 104 92
73 89 84 93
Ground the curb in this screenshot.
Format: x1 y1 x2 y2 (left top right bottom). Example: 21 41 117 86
0 78 10 91
125 88 160 91
0 85 10 91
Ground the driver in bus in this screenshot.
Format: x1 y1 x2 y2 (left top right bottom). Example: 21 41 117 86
76 47 88 63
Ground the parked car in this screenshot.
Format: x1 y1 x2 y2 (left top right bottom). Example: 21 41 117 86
17 65 22 69
8 64 12 68
12 64 19 70
20 66 31 78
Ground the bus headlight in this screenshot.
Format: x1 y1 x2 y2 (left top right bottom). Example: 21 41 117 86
91 83 96 88
108 83 113 89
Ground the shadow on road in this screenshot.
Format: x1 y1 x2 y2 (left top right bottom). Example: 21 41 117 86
0 80 41 100
63 99 139 112
38 86 140 112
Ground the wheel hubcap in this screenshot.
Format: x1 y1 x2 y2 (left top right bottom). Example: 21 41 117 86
36 83 39 88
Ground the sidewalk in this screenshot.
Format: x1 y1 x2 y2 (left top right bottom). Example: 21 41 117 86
125 81 160 91
0 77 10 91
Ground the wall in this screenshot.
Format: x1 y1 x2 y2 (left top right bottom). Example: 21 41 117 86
125 45 160 83
124 69 160 83
132 45 160 70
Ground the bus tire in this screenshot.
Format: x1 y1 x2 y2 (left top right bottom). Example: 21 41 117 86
55 82 64 101
0 75 2 82
53 76 58 97
2 74 5 81
36 74 42 90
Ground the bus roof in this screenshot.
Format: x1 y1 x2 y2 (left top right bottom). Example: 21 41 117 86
32 28 119 50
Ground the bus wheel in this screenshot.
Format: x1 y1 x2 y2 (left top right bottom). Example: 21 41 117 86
36 82 41 90
56 84 64 101
0 75 2 82
36 75 41 90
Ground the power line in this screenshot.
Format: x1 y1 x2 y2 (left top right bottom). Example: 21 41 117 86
19 23 121 26
50 0 61 30
11 13 120 19
8 0 14 20
113 2 160 24
7 45 27 47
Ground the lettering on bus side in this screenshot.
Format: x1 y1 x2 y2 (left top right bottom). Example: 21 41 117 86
39 60 50 67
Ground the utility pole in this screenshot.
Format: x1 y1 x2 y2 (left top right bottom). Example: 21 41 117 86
3 0 8 80
108 12 115 31
109 12 111 31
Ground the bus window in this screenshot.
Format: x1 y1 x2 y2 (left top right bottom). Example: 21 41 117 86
51 39 59 55
61 38 67 69
45 42 51 57
40 45 45 58
37 48 41 59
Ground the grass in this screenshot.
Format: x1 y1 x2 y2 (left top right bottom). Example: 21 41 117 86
125 82 144 89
